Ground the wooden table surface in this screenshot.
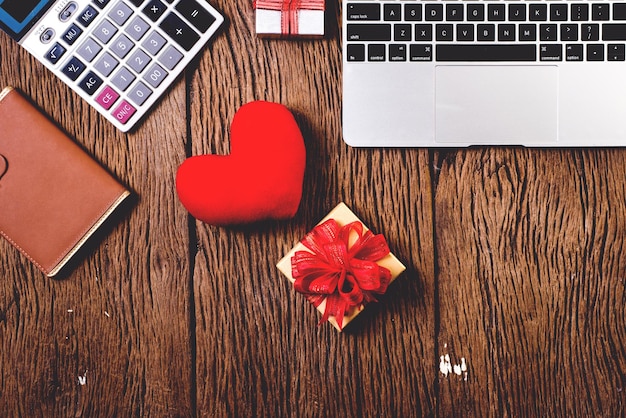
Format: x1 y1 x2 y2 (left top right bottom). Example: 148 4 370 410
1 1 625 417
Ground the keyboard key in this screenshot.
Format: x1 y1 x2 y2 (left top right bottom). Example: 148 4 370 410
111 34 135 58
94 19 118 44
394 24 411 42
143 0 168 22
347 3 380 21
603 24 626 41
127 49 152 73
539 44 562 61
498 24 515 42
561 24 578 41
550 4 568 21
529 4 547 21
592 4 610 21
142 30 167 55
540 24 557 41
111 66 136 91
109 1 133 26
160 12 200 51
46 43 66 64
446 4 463 22
157 45 184 70
404 4 422 22
94 52 119 76
112 100 137 125
477 24 495 41
583 24 600 41
128 81 153 106
425 4 443 21
587 44 604 60
435 24 453 41
143 63 168 88
519 24 537 41
415 24 432 41
389 44 406 61
608 44 626 60
78 5 99 27
177 0 217 33
566 44 584 61
436 44 536 62
467 4 484 21
125 16 151 41
77 37 103 62
62 57 87 81
347 24 391 41
409 44 432 61
96 86 120 110
457 24 474 42
509 4 526 21
487 4 505 22
571 4 589 21
346 44 365 61
368 44 385 61
383 4 401 22
614 4 626 20
63 24 83 45
78 71 104 95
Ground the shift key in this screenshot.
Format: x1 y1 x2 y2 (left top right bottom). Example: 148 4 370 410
347 24 391 41
602 24 626 40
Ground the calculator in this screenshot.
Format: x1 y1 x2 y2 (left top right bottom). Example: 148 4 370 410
0 0 224 132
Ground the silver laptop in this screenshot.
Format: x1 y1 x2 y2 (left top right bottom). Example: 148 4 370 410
343 1 626 147
0 0 223 132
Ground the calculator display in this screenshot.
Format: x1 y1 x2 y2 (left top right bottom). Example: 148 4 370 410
0 0 54 40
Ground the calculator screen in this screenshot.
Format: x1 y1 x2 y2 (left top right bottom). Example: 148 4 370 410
0 0 54 40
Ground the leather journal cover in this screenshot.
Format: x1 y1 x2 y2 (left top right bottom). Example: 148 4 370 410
0 87 130 277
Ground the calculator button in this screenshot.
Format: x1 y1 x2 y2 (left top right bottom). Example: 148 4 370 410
94 52 119 76
96 86 120 109
128 49 152 73
111 34 135 58
62 57 87 81
176 0 216 33
60 3 79 22
93 0 112 9
157 44 183 70
111 66 136 91
77 37 103 62
40 28 55 43
143 0 167 22
46 43 67 64
125 16 151 41
143 63 168 88
128 81 153 106
109 1 133 26
112 100 137 124
63 24 83 45
142 30 167 55
79 71 104 95
128 0 145 6
78 5 99 27
160 12 200 51
94 19 118 44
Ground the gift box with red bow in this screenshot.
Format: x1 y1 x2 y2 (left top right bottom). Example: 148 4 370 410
277 203 406 331
253 0 325 37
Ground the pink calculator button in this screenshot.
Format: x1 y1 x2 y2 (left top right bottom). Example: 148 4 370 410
96 86 119 110
112 100 136 125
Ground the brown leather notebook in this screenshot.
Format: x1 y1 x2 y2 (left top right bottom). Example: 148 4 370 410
0 87 130 277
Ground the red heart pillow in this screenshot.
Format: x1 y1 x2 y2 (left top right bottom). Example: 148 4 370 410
176 101 306 226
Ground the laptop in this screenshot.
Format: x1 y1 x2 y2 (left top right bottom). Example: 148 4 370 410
0 0 223 132
343 1 626 147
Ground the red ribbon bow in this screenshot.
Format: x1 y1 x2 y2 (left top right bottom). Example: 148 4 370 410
254 0 325 35
291 219 392 329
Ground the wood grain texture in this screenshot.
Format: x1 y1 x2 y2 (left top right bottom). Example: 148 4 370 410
0 0 624 417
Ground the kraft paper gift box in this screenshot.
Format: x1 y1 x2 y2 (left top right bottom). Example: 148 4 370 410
277 203 406 331
254 0 325 37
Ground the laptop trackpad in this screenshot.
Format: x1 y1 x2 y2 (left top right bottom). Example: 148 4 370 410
435 65 558 145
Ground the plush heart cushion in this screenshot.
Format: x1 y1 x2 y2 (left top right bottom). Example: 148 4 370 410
176 101 306 226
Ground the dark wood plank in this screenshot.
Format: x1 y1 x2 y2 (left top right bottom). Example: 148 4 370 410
0 31 194 415
189 2 436 416
435 148 626 416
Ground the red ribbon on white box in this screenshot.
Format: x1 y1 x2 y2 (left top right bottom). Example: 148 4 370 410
254 0 325 35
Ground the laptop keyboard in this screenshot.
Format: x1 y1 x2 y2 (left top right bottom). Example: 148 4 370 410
345 1 626 62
